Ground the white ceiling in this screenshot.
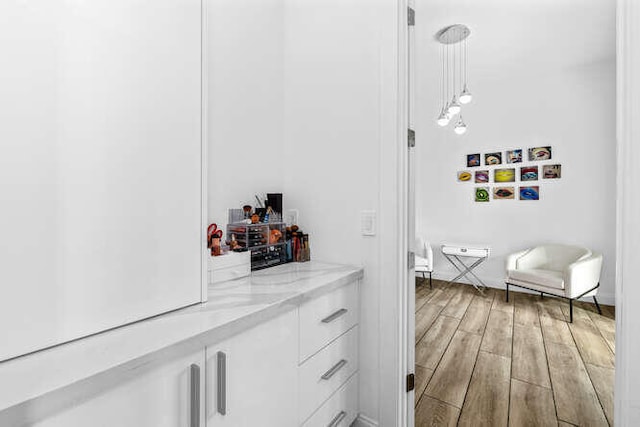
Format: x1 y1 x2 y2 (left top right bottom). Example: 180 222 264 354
417 0 616 74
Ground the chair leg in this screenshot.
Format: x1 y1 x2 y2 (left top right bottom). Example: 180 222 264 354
593 296 602 315
429 271 432 289
569 299 574 323
506 283 509 302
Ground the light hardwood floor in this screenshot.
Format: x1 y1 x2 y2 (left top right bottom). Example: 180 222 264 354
414 279 615 427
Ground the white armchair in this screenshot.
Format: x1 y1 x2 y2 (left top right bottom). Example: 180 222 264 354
505 244 603 322
415 237 434 288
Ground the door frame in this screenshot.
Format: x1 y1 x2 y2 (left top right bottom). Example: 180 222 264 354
390 0 639 424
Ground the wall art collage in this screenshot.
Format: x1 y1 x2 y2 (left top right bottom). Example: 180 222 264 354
458 147 561 202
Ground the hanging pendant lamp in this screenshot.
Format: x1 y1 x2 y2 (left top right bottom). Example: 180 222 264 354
459 37 473 104
436 44 450 126
435 24 471 134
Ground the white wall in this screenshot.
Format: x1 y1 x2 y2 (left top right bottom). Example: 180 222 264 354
208 1 403 423
282 1 396 424
207 0 285 225
415 4 617 304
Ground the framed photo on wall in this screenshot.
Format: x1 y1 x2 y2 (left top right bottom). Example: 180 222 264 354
506 149 523 163
485 152 502 165
528 146 552 161
543 164 562 179
467 153 481 167
521 166 539 181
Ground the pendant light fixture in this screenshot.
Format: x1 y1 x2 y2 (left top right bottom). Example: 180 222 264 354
459 37 472 104
435 24 471 134
436 44 450 126
454 115 467 135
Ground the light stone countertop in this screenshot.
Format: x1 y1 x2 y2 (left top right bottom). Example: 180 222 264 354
0 261 363 418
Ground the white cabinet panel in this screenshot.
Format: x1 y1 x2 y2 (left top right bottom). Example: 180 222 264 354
206 310 298 427
299 282 359 362
302 373 358 427
298 326 359 424
0 0 203 362
32 350 205 427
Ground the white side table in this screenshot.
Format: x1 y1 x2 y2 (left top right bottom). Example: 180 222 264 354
441 244 490 292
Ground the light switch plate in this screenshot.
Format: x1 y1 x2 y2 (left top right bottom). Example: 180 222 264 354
361 210 377 236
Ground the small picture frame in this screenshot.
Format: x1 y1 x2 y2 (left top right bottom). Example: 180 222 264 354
494 168 516 183
475 170 490 183
485 152 502 165
457 171 472 182
543 164 562 179
520 166 539 181
519 186 540 200
475 187 490 202
493 187 515 199
467 153 481 167
506 149 523 164
528 146 552 161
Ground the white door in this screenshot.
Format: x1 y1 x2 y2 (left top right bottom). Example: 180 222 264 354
0 0 205 362
33 350 206 427
205 310 298 427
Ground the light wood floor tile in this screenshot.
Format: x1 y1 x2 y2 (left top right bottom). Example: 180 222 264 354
416 315 460 369
540 314 575 347
492 289 514 314
459 297 491 335
458 351 510 427
509 379 557 427
558 422 576 427
441 287 475 319
415 396 460 427
481 310 513 358
587 310 615 355
586 363 614 426
415 282 434 312
512 324 551 388
427 287 455 307
535 296 567 321
566 308 615 369
546 342 608 426
414 365 434 407
425 330 482 408
415 303 444 343
514 294 541 328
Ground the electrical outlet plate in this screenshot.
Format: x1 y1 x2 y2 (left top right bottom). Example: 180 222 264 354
284 209 299 226
361 210 377 236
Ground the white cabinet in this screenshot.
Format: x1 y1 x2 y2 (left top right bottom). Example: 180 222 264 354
205 309 298 427
32 350 205 427
298 282 360 425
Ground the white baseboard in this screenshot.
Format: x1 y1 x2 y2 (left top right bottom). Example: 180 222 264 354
426 272 615 306
354 414 378 427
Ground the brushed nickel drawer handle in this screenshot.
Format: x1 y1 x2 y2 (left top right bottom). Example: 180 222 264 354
321 308 348 323
189 364 200 427
327 410 347 427
321 359 347 380
217 351 226 415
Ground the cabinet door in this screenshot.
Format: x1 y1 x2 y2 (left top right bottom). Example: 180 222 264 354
206 310 298 427
33 350 205 427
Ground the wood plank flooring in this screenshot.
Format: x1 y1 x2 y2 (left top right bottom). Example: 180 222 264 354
415 279 615 427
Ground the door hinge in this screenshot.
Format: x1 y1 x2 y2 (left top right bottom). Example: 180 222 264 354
406 373 415 392
408 129 415 148
408 251 415 269
408 7 415 27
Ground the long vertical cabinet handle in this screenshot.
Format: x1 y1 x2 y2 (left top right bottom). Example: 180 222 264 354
217 351 227 415
189 364 200 427
327 410 347 427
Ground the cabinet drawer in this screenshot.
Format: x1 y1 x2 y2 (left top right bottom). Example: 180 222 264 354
302 373 358 427
299 326 358 424
299 282 358 362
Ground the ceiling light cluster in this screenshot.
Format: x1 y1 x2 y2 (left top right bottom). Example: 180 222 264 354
435 24 472 135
